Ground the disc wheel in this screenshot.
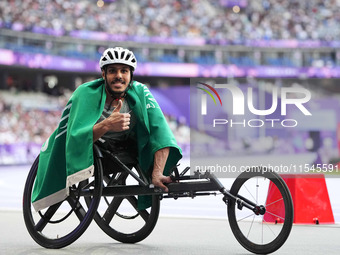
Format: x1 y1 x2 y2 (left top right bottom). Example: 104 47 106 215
227 168 293 254
23 155 102 249
85 167 160 243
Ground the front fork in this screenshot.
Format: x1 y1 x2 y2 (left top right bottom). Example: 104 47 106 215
209 173 266 216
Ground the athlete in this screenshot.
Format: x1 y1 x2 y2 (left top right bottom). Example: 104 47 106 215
93 47 181 192
32 46 182 211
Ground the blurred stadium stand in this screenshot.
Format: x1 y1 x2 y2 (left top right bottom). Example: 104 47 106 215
1 0 340 68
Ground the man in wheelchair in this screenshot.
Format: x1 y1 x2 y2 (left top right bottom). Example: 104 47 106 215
93 47 180 192
31 46 182 212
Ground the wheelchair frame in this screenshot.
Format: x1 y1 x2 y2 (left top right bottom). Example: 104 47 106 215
23 144 294 254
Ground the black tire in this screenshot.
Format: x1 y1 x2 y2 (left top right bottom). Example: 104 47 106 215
23 154 102 249
227 167 293 254
85 168 160 243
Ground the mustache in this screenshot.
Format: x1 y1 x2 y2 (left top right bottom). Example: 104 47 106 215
111 78 125 84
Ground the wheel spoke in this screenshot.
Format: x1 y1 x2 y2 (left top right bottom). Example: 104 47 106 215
102 197 124 224
126 196 150 222
244 184 257 204
246 215 255 238
80 179 95 190
66 196 86 222
265 210 285 221
262 217 264 244
237 213 256 222
266 197 283 207
105 173 122 186
262 217 280 237
256 178 259 204
268 181 274 196
35 202 62 232
103 175 112 184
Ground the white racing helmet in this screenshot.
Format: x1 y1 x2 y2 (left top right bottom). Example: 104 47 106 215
99 47 137 71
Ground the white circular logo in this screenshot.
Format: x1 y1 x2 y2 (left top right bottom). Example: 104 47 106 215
41 137 49 152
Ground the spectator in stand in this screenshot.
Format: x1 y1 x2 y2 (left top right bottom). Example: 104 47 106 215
1 0 340 42
0 97 61 144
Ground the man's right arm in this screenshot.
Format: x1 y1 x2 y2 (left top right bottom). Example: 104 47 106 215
93 121 110 142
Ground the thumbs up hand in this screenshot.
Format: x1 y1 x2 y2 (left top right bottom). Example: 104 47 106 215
105 100 131 132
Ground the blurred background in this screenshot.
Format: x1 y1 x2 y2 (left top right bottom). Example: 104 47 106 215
1 0 340 169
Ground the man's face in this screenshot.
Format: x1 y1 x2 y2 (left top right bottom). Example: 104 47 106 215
102 64 131 95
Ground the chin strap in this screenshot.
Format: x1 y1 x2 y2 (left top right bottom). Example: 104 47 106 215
105 83 133 111
106 92 127 111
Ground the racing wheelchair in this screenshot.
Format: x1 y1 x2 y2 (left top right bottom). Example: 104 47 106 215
23 144 293 254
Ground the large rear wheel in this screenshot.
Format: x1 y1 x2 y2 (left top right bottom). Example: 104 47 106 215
85 167 160 243
23 154 102 248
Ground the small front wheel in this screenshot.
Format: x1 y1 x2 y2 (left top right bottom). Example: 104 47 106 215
228 167 293 254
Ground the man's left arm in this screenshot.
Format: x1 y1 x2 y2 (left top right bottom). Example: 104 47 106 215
151 147 172 192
